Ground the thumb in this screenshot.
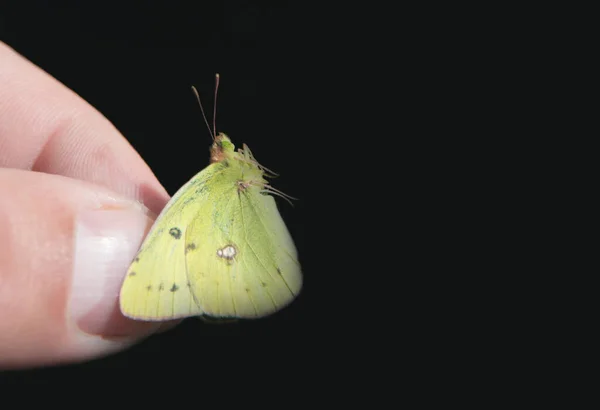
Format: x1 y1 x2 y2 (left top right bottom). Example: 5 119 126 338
0 168 171 369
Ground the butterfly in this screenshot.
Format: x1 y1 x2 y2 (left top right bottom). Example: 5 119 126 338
119 75 302 320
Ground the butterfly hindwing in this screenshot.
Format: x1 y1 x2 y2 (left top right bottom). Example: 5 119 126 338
184 170 302 319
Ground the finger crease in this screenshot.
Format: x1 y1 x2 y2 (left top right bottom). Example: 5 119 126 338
30 117 73 172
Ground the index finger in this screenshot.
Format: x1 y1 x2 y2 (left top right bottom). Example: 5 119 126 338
0 42 169 214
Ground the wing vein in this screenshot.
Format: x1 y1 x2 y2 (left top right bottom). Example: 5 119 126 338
224 191 238 317
239 192 279 308
242 192 296 296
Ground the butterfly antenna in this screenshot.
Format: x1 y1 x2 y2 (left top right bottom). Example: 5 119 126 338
213 73 220 138
191 85 215 140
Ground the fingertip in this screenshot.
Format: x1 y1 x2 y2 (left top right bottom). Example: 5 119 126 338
0 170 172 368
157 319 184 334
70 208 153 337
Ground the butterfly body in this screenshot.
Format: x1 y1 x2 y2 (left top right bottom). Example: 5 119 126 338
120 133 302 320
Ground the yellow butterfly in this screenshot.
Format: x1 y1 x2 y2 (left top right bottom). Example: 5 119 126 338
119 76 302 320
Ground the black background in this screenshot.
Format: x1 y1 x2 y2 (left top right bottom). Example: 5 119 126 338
0 1 545 397
0 1 344 385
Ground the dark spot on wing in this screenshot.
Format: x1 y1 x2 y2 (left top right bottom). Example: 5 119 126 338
170 283 179 292
183 196 196 206
158 283 164 291
260 282 267 287
134 257 140 262
128 271 136 277
186 243 197 253
276 268 282 275
245 288 250 292
187 281 191 287
146 285 152 291
169 227 182 239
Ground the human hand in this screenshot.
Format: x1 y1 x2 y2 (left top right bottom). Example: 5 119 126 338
0 42 178 369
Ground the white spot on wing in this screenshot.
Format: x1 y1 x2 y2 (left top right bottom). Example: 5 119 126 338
217 245 237 260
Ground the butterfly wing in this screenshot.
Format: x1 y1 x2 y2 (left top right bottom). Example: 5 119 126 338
184 179 302 319
119 162 228 320
120 133 302 321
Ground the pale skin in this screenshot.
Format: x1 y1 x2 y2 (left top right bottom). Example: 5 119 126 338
0 42 181 369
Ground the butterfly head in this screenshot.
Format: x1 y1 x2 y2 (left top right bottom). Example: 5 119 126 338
210 132 236 163
210 132 267 182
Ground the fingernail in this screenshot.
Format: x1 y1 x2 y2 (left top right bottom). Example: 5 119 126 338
70 207 160 337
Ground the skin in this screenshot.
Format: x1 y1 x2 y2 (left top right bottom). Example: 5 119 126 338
0 42 180 369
